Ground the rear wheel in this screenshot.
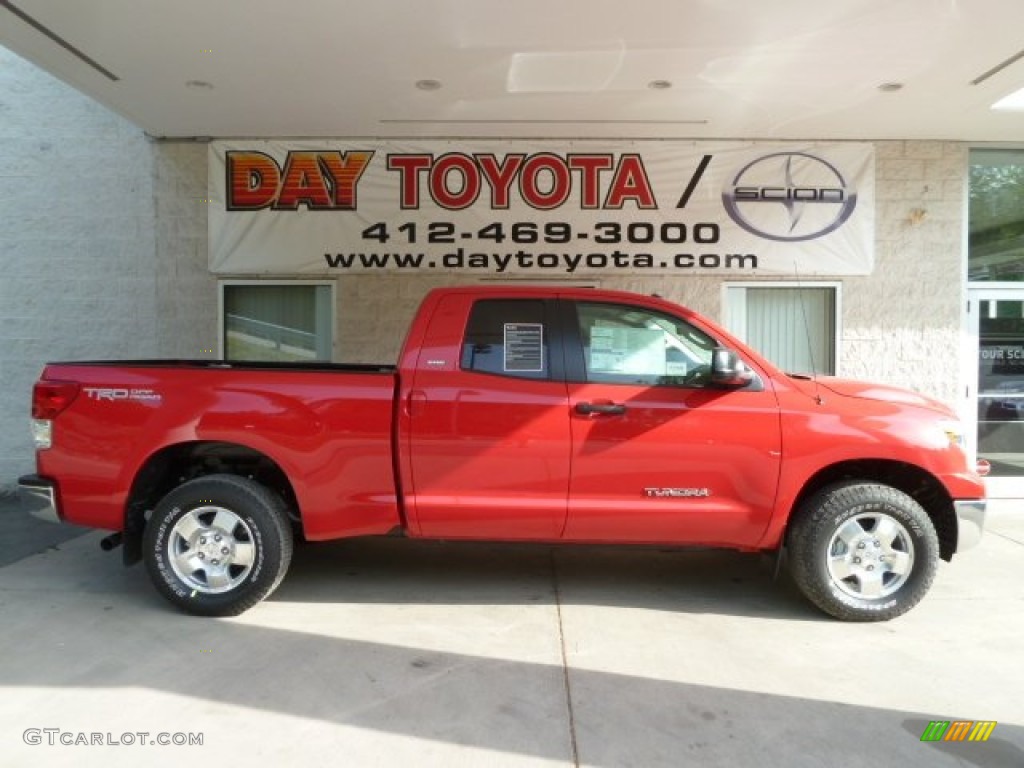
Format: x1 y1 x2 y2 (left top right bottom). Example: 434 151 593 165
143 474 293 616
788 482 939 621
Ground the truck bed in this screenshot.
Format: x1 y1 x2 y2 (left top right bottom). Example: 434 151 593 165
32 360 402 540
44 359 396 373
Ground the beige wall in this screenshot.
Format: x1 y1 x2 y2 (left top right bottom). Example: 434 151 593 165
0 48 216 483
844 141 966 404
0 39 969 481
336 141 967 407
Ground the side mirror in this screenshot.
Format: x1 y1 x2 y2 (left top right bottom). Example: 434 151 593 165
710 347 754 388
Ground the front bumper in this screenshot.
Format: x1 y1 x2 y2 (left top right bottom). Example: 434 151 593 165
17 474 61 524
953 499 986 553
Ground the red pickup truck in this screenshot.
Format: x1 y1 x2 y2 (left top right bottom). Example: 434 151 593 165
19 285 986 621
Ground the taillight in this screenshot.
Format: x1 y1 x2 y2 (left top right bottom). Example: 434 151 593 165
32 380 80 420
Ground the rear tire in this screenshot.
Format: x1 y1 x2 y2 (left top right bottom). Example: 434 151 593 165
788 482 938 621
143 474 293 616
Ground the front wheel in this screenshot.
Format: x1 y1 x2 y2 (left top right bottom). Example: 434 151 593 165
787 482 939 621
143 474 293 616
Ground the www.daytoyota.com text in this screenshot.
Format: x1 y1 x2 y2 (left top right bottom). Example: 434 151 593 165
324 219 757 273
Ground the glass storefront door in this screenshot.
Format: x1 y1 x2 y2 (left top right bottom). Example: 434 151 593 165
970 290 1024 497
968 148 1024 497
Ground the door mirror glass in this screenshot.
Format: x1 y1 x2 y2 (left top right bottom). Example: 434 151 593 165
711 348 754 388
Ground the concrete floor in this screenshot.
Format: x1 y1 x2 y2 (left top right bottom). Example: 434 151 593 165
1 491 1022 767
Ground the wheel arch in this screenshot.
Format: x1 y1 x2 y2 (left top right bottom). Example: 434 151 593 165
122 441 298 566
785 460 956 562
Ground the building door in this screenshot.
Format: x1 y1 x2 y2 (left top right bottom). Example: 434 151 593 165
969 289 1024 498
967 147 1024 498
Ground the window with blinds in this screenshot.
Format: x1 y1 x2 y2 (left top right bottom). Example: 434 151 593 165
724 284 838 375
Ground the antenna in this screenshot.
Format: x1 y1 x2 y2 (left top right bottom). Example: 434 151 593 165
793 261 824 405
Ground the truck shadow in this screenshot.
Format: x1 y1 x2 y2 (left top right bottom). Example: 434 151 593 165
2 536 1021 765
0 491 89 568
0 602 1020 767
273 537 823 621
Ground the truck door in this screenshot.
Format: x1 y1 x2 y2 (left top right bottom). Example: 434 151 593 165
562 299 782 547
403 295 570 539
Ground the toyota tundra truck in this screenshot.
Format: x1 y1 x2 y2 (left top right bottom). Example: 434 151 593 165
18 285 987 620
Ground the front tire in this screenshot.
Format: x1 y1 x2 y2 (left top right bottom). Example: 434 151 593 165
143 474 293 616
788 482 939 621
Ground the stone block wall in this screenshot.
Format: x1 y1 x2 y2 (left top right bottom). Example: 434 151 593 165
0 49 213 484
0 44 970 483
335 143 968 410
842 141 966 405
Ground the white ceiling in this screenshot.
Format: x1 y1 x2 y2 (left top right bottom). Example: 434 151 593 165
2 0 1023 141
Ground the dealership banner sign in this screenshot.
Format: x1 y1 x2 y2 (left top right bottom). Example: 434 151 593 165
209 140 874 276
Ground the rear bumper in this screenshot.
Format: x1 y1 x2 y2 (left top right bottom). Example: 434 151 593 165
953 499 986 553
17 474 61 524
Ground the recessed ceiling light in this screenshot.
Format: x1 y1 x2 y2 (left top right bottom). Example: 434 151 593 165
648 79 673 90
416 79 442 91
185 80 214 90
878 82 904 93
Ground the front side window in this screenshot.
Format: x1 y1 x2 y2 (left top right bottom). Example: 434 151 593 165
574 302 717 387
461 299 550 380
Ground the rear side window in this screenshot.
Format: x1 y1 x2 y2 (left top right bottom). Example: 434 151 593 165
461 300 549 380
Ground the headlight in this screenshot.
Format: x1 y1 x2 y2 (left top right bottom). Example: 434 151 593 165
938 419 965 450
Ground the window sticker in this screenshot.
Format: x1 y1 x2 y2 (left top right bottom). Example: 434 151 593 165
504 323 544 372
589 327 665 375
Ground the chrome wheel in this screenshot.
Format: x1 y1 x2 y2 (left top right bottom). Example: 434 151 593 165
167 505 256 594
145 474 293 616
789 482 938 621
826 513 915 599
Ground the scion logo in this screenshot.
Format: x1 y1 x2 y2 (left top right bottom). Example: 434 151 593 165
722 152 857 242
